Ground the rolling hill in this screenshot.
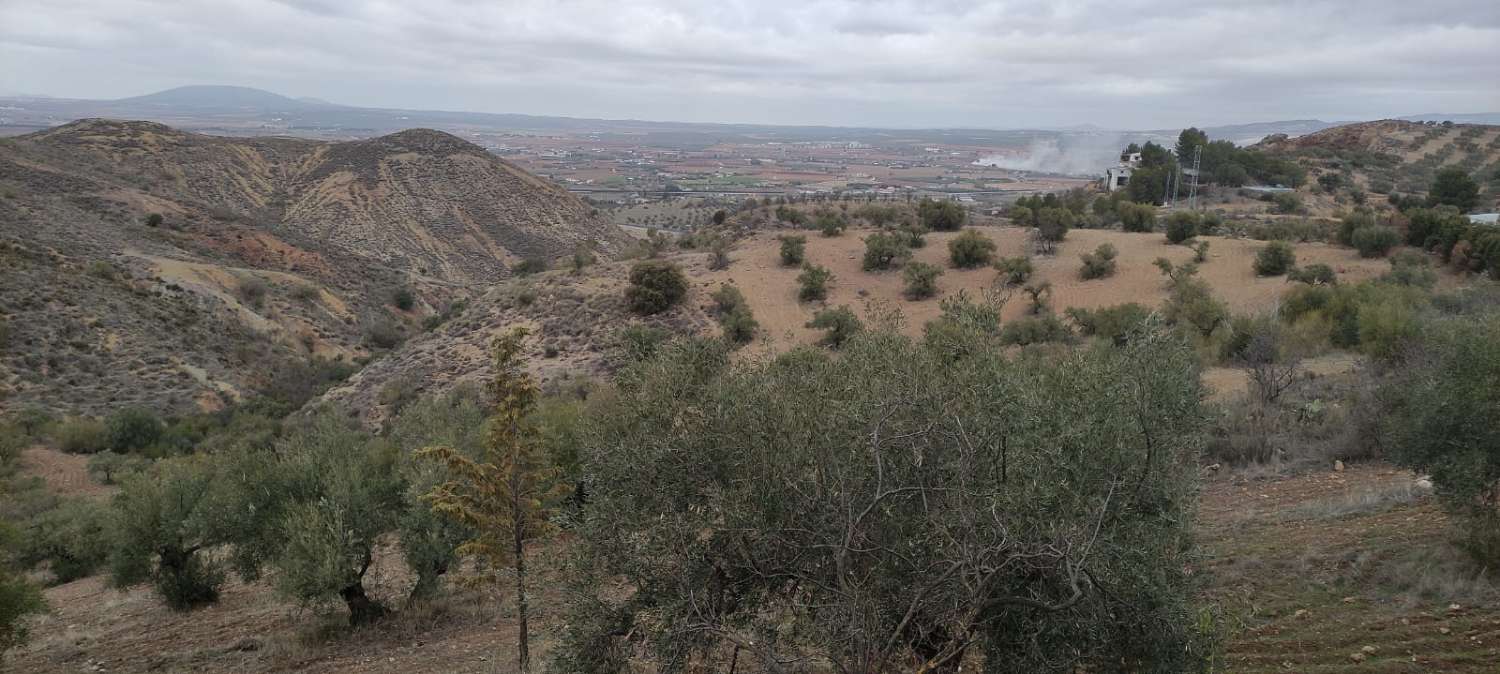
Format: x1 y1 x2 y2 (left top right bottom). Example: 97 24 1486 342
0 119 627 415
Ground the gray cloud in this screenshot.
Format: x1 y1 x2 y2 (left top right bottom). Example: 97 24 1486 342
1 0 1497 128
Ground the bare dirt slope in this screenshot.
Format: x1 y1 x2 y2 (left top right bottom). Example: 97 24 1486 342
0 120 627 415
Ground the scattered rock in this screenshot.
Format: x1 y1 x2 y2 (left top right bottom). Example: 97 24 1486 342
1350 652 1366 663
1333 460 1345 472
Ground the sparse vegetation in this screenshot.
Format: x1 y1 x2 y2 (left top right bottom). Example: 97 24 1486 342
805 305 862 347
861 231 911 271
1164 210 1199 243
1119 202 1156 233
917 197 966 231
1351 224 1401 258
1254 241 1297 276
1078 242 1118 280
778 234 806 266
994 255 1034 285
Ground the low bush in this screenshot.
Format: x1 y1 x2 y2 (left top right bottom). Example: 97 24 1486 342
1254 241 1297 276
1079 243 1119 280
721 306 758 345
994 256 1033 285
816 212 847 237
1288 263 1336 285
106 407 164 454
19 499 112 584
778 235 806 266
1164 211 1199 243
1381 251 1437 288
1067 303 1151 344
1035 207 1073 245
861 232 910 271
806 305 862 348
514 257 548 276
918 198 966 231
1118 202 1156 233
901 262 942 300
626 260 689 315
948 230 997 269
797 264 834 302
1351 225 1401 258
0 566 45 660
54 417 109 455
998 314 1072 346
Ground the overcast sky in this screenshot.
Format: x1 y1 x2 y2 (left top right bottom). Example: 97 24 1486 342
2 0 1498 129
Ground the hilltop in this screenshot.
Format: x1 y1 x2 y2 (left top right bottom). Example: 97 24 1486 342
0 120 626 414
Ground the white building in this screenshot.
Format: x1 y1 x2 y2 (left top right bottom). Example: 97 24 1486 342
1104 152 1142 192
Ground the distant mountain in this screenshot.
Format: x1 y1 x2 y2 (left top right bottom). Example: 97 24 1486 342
114 85 340 111
0 119 627 414
1399 113 1500 125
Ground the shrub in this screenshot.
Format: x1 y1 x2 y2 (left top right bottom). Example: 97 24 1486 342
105 408 164 454
1384 315 1500 564
1337 209 1377 245
1118 202 1156 233
19 499 111 584
564 322 1209 672
387 389 485 599
861 232 910 271
571 245 595 274
1066 303 1151 344
806 306 862 348
363 318 405 349
1288 263 1336 285
110 457 226 610
1351 225 1400 258
1271 192 1303 214
797 264 833 302
1035 207 1074 245
994 256 1034 285
618 324 670 362
816 212 847 237
236 275 268 309
721 306 758 344
707 237 732 270
1164 277 1228 338
87 451 147 485
901 262 942 300
391 286 416 311
0 567 45 660
710 283 747 315
1078 243 1118 280
1382 251 1437 288
54 417 109 454
948 229 997 268
625 260 689 315
144 213 164 227
918 198 966 231
1164 211 1199 244
1192 240 1211 263
778 234 806 266
998 314 1072 346
514 257 548 276
1253 241 1297 276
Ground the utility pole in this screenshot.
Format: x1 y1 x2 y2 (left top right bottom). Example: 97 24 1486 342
1188 145 1202 211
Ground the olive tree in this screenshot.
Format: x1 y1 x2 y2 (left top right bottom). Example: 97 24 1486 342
559 325 1211 673
110 457 227 609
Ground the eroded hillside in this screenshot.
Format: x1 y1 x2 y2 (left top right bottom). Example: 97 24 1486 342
0 120 627 414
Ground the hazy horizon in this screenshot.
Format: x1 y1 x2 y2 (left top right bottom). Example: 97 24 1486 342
3 1 1499 130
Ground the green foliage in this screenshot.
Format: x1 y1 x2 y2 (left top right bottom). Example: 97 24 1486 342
1035 207 1074 243
917 197 966 231
236 275 268 309
19 499 111 584
1351 225 1401 258
625 260 688 315
1119 202 1157 233
861 231 911 271
806 305 862 348
106 407 164 454
797 263 834 302
87 451 147 485
54 417 109 455
901 261 942 300
572 244 596 274
1287 263 1337 285
816 211 847 237
364 318 405 349
513 256 549 274
712 284 756 344
1164 211 1200 244
1271 192 1303 214
777 234 806 266
994 256 1034 285
1278 281 1427 358
1337 208 1376 245
1381 251 1437 288
1253 241 1297 276
998 313 1072 346
948 229 997 268
706 236 732 270
1164 277 1229 338
391 286 416 311
1079 243 1119 280
618 324 670 362
775 205 807 226
144 212 164 227
1428 166 1480 212
110 457 226 610
1192 240 1211 263
1067 303 1152 344
1405 206 1469 253
564 323 1209 672
0 565 45 661
1384 314 1500 564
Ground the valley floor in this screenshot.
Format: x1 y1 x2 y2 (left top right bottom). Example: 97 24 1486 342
10 449 1499 673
